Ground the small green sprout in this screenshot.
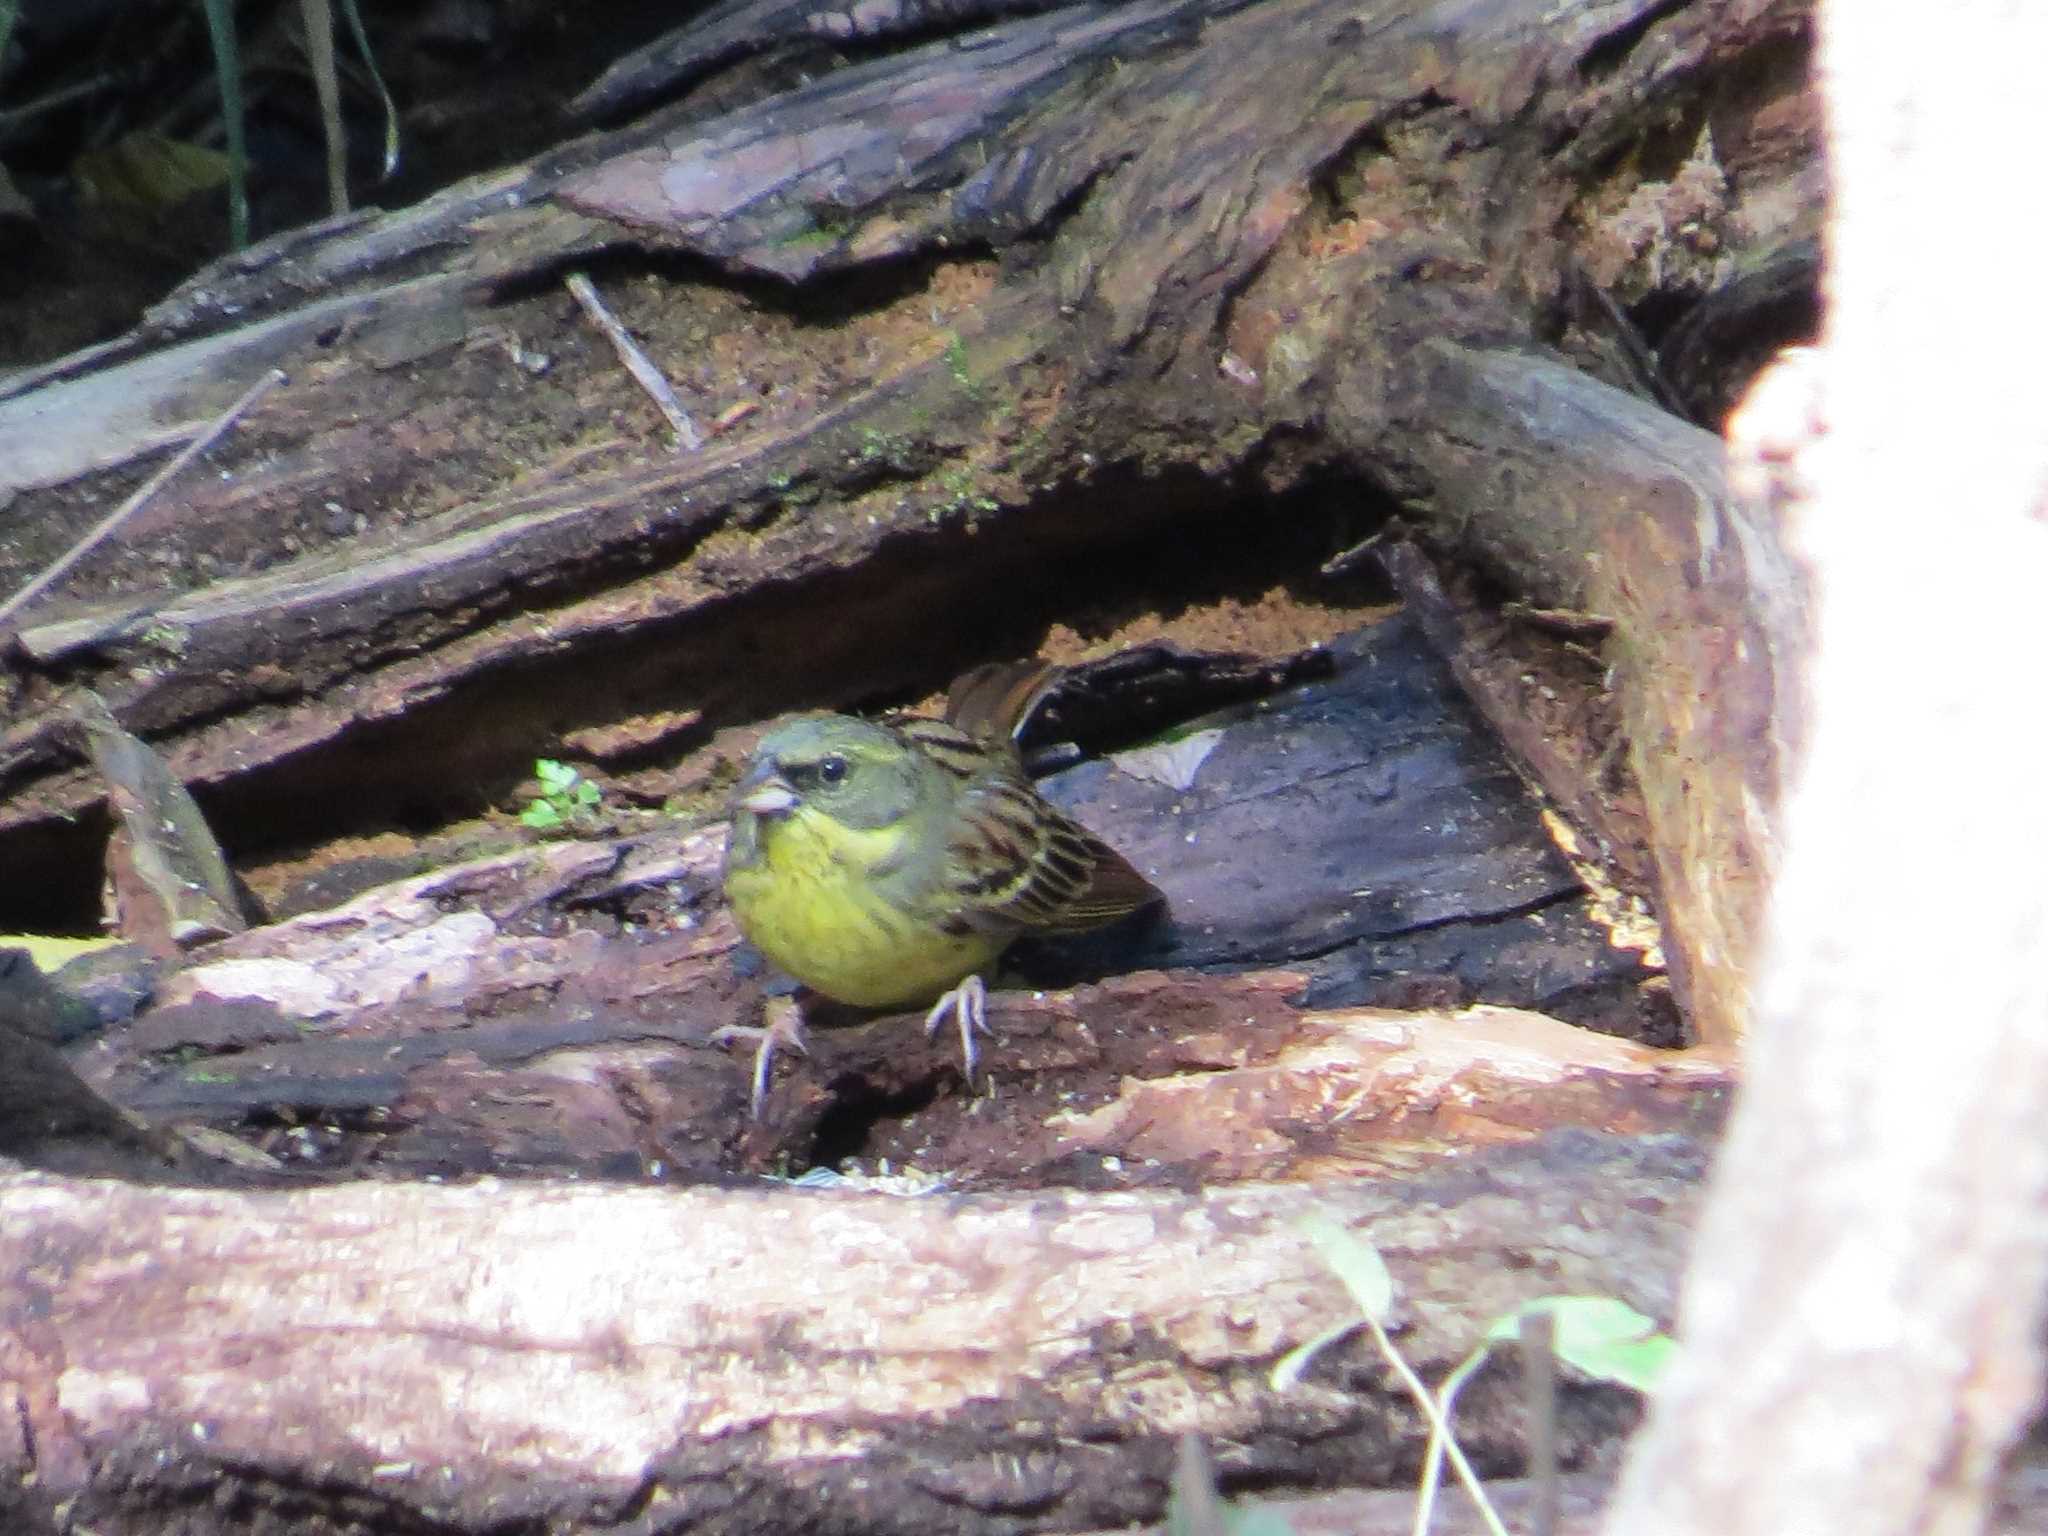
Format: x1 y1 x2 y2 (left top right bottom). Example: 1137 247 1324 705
520 758 604 833
1273 1213 1675 1536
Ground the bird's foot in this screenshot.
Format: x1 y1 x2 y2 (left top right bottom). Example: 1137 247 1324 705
710 996 809 1118
923 974 994 1086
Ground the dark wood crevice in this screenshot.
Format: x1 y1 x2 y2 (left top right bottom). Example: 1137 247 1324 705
51 605 1682 1191
1 467 1376 933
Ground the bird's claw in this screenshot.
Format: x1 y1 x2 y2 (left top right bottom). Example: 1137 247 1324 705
924 974 994 1086
710 999 809 1118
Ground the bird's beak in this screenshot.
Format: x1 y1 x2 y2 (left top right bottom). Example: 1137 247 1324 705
737 762 799 817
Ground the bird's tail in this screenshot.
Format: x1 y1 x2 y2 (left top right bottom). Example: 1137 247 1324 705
943 660 1061 744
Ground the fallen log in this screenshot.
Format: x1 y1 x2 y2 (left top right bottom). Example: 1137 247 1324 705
0 1132 1702 1534
0 0 1825 1526
0 0 1816 1048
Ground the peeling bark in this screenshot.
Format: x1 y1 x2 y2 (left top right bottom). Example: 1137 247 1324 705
0 1133 1700 1535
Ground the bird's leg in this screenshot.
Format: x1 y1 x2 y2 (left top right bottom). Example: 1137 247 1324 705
709 995 810 1118
923 974 994 1086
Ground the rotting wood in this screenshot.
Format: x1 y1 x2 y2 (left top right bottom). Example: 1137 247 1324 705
69 619 1698 1180
0 1131 1700 1536
555 0 1219 282
1106 1467 2048 1536
1375 540 1655 899
567 0 1085 123
0 0 1829 1527
1374 343 1803 1046
0 1021 166 1175
0 0 1815 1052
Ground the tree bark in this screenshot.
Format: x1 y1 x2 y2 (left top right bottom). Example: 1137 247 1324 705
0 1133 1699 1535
1602 2 2048 1531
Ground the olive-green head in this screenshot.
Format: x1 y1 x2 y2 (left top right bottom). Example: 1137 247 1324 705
727 715 933 842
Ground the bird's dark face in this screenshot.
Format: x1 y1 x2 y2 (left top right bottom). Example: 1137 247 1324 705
730 716 927 834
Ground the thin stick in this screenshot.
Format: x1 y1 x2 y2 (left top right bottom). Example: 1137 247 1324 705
564 271 702 451
0 369 285 631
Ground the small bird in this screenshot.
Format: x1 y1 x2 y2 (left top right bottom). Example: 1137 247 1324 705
719 662 1162 1114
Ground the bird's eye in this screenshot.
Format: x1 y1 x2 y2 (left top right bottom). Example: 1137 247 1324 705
818 755 849 785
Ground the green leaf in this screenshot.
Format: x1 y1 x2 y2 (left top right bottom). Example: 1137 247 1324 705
1481 1296 1674 1394
534 759 578 792
71 133 232 210
1296 1211 1395 1322
520 802 564 830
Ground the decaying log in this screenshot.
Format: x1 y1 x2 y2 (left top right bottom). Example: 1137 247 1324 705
0 0 1822 1523
566 0 1081 123
1133 1468 2048 1536
0 1022 165 1176
56 615 1708 1180
1375 542 1654 899
1375 343 1805 1047
0 0 1816 1052
0 1132 1700 1535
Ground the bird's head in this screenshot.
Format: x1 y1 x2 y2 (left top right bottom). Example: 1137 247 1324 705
729 715 928 838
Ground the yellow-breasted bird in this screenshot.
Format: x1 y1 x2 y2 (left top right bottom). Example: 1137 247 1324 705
719 662 1162 1114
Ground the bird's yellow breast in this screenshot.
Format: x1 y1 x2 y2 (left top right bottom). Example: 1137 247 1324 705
725 805 1005 1009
